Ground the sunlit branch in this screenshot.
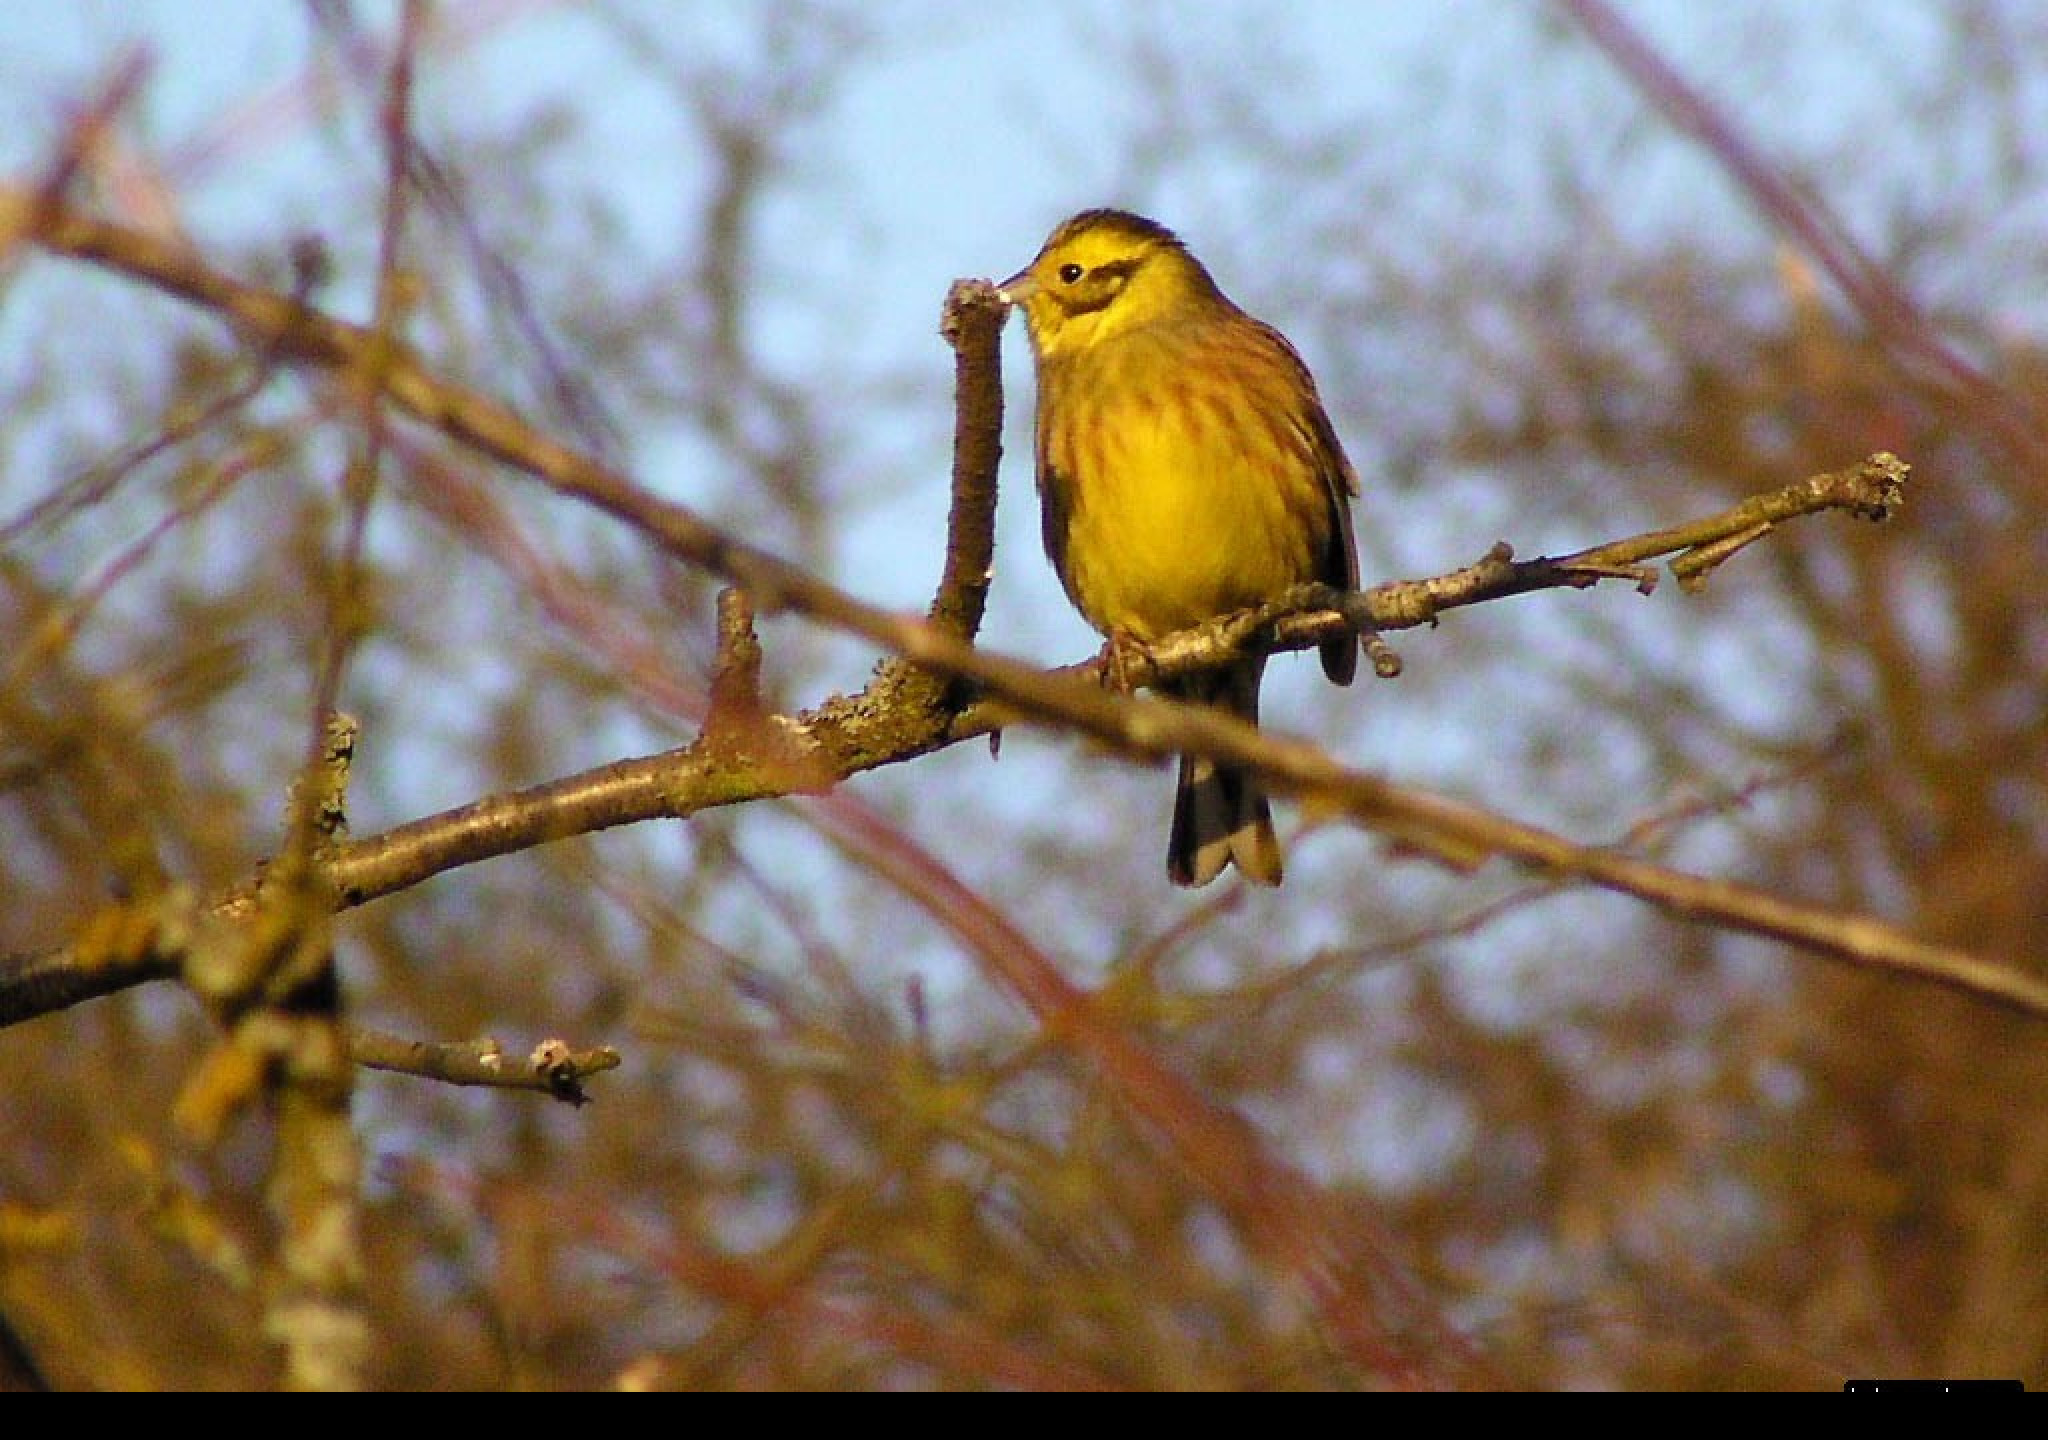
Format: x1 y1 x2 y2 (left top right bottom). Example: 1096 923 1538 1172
349 1028 621 1104
2 195 2041 1043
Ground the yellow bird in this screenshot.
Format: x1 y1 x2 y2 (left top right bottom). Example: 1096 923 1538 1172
998 209 1360 887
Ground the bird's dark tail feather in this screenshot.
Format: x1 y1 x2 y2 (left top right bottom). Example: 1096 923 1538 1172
1166 659 1281 887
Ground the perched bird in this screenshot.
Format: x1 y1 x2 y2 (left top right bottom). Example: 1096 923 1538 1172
997 208 1360 887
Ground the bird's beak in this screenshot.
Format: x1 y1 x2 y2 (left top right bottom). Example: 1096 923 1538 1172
995 269 1037 307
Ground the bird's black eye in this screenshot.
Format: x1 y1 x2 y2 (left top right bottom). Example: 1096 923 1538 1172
1058 262 1084 284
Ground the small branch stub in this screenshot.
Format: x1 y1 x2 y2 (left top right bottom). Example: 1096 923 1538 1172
1830 450 1910 521
705 587 766 746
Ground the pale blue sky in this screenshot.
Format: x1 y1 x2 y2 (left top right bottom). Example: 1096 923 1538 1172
1 1 2006 690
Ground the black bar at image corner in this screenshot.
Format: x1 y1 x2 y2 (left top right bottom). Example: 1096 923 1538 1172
1843 1380 2024 1392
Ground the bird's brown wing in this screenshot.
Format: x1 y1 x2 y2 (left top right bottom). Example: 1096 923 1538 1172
1253 319 1361 687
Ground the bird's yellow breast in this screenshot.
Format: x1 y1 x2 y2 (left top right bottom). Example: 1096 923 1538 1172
1038 322 1333 643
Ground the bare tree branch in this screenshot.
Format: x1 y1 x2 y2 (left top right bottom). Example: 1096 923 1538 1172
349 1029 620 1103
2 193 2039 1051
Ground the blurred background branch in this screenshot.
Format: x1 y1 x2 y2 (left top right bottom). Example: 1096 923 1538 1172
1 0 2043 1391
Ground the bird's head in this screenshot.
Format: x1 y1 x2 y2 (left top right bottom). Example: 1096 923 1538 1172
998 209 1225 359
